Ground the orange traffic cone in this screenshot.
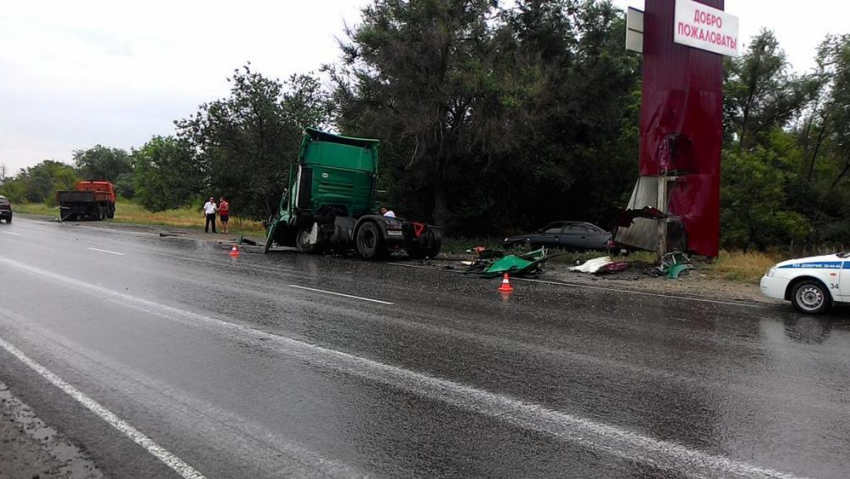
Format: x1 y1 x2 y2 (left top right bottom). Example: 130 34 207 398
229 244 240 257
498 273 514 293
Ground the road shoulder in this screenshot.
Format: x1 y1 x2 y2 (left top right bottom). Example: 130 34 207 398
17 213 779 307
0 381 102 479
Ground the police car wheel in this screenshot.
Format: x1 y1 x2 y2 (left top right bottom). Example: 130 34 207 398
792 280 830 314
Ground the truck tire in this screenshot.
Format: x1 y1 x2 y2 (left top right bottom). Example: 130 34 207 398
295 225 318 254
356 221 385 260
425 228 442 258
108 204 115 219
407 229 442 259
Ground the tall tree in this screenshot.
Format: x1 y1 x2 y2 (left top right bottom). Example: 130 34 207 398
802 35 850 245
332 0 508 229
331 0 638 233
133 136 202 211
176 65 333 219
0 160 79 205
724 30 809 152
73 145 133 185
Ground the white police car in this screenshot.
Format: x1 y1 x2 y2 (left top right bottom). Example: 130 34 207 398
760 252 850 314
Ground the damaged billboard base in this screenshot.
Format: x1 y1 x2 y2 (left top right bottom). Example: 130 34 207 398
614 176 688 254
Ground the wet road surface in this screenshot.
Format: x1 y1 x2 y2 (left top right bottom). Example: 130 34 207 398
1 217 849 478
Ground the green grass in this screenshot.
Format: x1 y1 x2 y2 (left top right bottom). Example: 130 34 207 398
704 250 779 284
14 200 266 236
12 203 57 216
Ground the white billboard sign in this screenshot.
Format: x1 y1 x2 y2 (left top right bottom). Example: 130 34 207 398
674 0 739 57
625 7 644 53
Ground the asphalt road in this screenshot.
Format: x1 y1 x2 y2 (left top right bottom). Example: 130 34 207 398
1 216 849 479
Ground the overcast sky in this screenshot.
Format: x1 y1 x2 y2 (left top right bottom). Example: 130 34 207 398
1 0 845 176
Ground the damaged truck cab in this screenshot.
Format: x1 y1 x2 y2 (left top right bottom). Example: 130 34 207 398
264 128 441 260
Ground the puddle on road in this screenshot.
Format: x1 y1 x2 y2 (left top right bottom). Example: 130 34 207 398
0 381 102 479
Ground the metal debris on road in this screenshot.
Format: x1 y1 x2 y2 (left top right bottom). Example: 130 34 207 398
653 252 693 279
464 247 553 278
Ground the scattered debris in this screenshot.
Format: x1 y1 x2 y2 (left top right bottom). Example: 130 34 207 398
570 256 614 274
653 252 693 279
600 262 630 274
238 236 258 246
464 247 552 278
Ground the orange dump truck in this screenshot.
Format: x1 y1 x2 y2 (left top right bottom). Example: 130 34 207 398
57 180 116 221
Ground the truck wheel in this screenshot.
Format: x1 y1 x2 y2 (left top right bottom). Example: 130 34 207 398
791 280 830 315
425 228 442 258
295 225 317 254
356 222 385 260
108 205 115 219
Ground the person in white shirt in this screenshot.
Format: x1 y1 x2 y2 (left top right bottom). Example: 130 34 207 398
380 207 395 218
202 196 218 233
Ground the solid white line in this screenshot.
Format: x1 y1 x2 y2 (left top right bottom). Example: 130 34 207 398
0 335 206 479
288 284 394 305
0 257 801 479
88 247 124 256
2 231 21 236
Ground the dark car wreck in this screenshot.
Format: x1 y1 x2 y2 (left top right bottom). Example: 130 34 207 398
504 221 613 251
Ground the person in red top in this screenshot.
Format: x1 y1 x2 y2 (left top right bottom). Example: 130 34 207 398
219 196 230 234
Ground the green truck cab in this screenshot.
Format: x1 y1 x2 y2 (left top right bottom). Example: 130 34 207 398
264 128 441 260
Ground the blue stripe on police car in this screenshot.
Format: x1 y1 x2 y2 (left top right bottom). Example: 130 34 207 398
779 262 843 269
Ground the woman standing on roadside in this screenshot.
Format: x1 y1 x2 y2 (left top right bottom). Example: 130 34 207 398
219 196 230 234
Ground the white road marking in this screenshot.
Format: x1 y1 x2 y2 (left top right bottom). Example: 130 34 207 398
0 335 206 479
2 231 21 236
388 262 769 309
87 247 124 256
288 284 394 305
1 257 801 479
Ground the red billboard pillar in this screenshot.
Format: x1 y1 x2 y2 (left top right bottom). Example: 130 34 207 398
638 0 724 257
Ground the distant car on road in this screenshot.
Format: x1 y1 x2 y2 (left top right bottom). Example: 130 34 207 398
0 195 12 223
504 221 613 251
760 252 850 314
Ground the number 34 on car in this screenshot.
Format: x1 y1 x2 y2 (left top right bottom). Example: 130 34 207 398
760 252 850 314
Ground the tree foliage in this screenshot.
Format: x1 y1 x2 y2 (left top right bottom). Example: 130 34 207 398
133 136 201 211
73 145 133 187
175 65 333 219
722 31 850 251
331 0 639 234
0 160 79 206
